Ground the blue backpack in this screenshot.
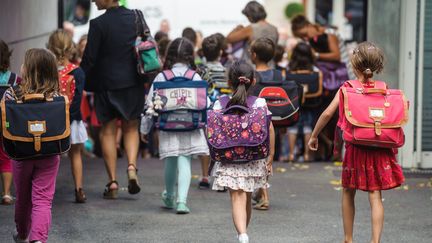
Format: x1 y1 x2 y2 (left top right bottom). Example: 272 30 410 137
153 69 208 131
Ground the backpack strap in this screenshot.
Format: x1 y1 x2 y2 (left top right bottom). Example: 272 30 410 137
246 96 258 107
7 72 16 86
219 96 230 108
346 80 388 95
272 70 283 82
184 69 196 80
161 70 176 81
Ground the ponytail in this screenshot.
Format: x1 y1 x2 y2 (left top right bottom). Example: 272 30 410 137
227 61 255 108
227 77 250 107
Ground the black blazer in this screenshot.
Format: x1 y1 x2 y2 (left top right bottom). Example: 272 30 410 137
81 6 141 91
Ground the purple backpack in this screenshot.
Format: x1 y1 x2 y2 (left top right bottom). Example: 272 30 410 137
316 61 349 90
206 96 270 164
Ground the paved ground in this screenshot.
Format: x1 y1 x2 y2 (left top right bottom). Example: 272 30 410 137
1 156 431 243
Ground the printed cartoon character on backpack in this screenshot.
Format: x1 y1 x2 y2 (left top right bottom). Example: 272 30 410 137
249 37 303 127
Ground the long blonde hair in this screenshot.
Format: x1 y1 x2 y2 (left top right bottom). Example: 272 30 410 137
47 29 74 64
19 48 59 98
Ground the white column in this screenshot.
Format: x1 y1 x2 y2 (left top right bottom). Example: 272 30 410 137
332 0 345 31
306 0 316 23
399 0 420 168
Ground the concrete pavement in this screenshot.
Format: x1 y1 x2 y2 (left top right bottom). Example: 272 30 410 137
1 157 431 243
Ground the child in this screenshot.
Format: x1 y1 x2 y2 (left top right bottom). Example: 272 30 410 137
273 44 287 78
7 48 62 243
249 37 280 210
211 61 275 243
308 42 405 243
143 38 209 214
0 40 21 205
197 34 229 189
286 42 322 162
48 29 88 203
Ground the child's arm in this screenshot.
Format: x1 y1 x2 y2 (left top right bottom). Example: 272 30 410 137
308 90 340 151
267 122 275 173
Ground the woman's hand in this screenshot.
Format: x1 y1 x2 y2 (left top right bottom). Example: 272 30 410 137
308 137 319 151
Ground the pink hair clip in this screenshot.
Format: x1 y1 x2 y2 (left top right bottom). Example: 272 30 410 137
238 76 251 84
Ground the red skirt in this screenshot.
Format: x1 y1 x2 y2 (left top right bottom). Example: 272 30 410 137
342 143 405 191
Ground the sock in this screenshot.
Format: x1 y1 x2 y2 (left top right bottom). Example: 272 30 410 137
238 233 248 240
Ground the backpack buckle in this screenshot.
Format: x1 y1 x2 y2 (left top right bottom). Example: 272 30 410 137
374 121 382 136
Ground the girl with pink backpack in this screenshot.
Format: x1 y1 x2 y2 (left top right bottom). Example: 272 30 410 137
209 61 275 243
308 42 406 243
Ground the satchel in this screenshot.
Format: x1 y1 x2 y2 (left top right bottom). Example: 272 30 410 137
286 71 323 108
340 80 408 148
1 90 71 160
206 96 270 164
152 69 208 131
252 71 302 127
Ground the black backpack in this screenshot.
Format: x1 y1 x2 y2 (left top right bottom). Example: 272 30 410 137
286 71 322 108
251 70 303 127
1 87 70 160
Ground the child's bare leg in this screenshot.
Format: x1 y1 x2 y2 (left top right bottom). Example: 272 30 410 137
304 132 312 161
229 189 248 234
69 144 84 189
261 188 269 202
246 192 252 227
369 190 384 243
199 155 210 178
288 132 297 161
342 188 356 243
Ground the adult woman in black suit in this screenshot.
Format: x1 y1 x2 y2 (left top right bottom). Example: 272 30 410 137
81 0 145 199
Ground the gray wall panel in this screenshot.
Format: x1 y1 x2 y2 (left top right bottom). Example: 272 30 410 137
0 0 58 73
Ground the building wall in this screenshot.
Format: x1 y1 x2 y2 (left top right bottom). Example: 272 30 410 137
0 0 58 73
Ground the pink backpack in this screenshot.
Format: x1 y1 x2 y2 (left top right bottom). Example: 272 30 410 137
340 80 408 148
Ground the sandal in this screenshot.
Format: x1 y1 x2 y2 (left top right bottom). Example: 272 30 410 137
1 194 14 205
253 199 269 210
103 181 119 199
127 164 141 195
75 188 87 203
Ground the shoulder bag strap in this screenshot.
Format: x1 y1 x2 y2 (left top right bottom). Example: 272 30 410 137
137 9 151 37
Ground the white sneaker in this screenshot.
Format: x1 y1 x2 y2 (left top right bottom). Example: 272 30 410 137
12 232 28 243
238 233 249 243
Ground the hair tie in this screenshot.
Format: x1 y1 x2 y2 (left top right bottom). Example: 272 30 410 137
364 68 371 73
238 76 251 85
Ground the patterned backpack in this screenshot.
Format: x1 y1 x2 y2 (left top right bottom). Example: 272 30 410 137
206 96 270 164
152 69 208 131
58 63 78 102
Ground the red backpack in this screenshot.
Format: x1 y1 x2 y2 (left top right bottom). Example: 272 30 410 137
339 80 408 148
58 63 78 102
